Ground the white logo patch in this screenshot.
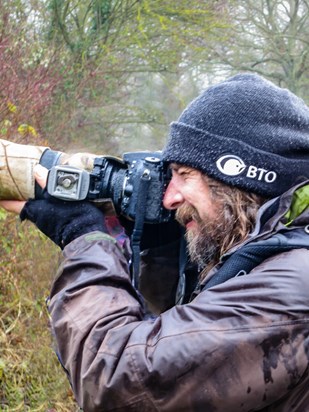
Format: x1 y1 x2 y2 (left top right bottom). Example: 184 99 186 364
216 154 277 183
216 155 246 176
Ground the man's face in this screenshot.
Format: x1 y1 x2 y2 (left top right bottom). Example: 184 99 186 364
163 163 224 267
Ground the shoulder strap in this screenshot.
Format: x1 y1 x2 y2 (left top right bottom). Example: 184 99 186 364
202 227 309 291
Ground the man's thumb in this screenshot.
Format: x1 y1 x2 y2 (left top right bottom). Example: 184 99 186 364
34 164 48 189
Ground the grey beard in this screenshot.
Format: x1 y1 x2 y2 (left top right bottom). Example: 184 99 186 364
176 203 226 269
185 221 220 269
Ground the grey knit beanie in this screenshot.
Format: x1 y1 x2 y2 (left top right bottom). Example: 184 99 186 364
162 74 309 198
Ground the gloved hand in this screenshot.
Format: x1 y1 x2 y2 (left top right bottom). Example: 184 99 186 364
20 191 107 249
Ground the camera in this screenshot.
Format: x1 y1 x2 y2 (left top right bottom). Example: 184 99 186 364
46 151 171 224
0 139 171 224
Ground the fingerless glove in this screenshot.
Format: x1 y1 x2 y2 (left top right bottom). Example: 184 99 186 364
20 191 107 249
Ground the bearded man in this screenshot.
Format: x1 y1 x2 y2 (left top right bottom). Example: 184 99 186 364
1 73 309 411
173 172 264 275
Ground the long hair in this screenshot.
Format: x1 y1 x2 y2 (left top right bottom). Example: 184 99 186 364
199 175 267 279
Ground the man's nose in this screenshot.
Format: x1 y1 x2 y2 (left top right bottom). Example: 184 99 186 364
163 180 184 210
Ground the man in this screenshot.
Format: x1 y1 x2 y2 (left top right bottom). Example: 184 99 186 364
1 73 309 411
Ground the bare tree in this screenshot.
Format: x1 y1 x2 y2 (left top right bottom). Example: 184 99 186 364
211 0 309 100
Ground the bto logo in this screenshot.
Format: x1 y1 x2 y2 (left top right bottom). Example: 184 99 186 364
216 155 277 183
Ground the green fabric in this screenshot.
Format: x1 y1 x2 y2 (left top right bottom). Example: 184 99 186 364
85 232 116 244
285 185 309 225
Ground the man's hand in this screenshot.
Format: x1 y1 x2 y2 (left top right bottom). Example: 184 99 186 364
0 164 107 249
0 164 48 214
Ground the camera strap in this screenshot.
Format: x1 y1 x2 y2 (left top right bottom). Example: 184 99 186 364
130 171 152 289
175 235 188 305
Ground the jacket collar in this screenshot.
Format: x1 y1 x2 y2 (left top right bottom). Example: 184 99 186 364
196 180 309 293
222 180 309 259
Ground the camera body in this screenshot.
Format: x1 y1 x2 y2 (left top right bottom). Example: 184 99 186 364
47 151 171 224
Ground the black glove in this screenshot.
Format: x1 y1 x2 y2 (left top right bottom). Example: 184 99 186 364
20 191 107 249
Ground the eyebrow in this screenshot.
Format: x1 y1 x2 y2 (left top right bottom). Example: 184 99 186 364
169 163 180 171
169 163 194 173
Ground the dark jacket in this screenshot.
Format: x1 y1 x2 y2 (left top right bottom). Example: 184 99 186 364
48 182 309 411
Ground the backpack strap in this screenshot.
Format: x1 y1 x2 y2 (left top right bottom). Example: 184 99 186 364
201 227 309 291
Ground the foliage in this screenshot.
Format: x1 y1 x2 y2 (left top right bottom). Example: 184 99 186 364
46 0 140 60
0 2 62 144
42 0 228 152
0 213 78 410
210 0 309 101
0 4 74 407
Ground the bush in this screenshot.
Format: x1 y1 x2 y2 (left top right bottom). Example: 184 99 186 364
0 210 79 410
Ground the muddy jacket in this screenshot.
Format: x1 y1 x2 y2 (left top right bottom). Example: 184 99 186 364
48 182 309 412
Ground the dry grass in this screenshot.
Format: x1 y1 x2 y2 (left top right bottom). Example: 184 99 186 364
0 210 80 411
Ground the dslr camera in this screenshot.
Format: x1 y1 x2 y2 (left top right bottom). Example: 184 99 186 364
46 151 171 224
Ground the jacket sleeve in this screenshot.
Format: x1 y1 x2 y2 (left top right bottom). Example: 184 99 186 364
48 232 309 412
